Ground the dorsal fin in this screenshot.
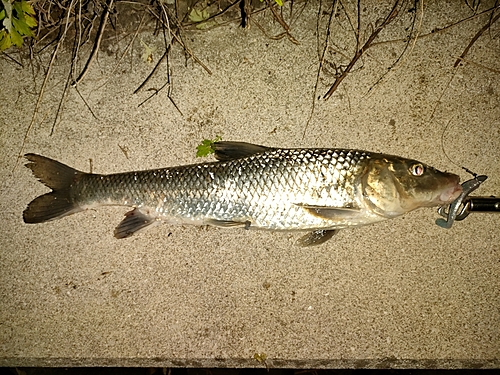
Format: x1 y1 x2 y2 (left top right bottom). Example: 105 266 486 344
213 142 272 161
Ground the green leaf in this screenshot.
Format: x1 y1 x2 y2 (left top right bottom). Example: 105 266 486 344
196 136 222 158
0 9 6 22
21 1 35 15
140 39 156 63
189 8 209 23
13 1 23 15
24 14 36 28
12 17 32 36
259 0 283 5
0 29 12 50
9 26 23 46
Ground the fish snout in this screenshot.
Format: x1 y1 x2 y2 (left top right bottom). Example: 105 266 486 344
438 175 462 204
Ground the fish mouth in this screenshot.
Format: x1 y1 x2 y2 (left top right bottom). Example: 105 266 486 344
436 176 462 204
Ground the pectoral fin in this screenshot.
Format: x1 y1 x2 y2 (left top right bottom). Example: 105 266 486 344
213 142 272 161
298 205 361 219
114 208 159 239
296 229 338 247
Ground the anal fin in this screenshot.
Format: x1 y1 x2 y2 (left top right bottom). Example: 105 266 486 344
114 208 158 239
296 229 338 247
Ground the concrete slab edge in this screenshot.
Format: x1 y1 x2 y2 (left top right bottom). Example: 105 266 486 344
1 357 499 369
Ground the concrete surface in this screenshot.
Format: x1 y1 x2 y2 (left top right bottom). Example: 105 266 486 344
1 0 499 369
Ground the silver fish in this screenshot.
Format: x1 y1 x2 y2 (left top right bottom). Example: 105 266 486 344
23 142 462 246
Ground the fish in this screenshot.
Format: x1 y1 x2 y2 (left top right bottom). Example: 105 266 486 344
23 141 462 246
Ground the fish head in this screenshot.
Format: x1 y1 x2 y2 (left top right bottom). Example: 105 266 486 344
362 155 462 218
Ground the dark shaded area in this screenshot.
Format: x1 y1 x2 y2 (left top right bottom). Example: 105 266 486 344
2 368 500 375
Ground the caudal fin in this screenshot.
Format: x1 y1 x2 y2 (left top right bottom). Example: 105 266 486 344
23 154 84 223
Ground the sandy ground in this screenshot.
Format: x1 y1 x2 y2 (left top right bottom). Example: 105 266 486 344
1 0 499 368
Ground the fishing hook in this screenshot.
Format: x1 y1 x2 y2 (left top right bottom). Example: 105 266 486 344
436 175 497 228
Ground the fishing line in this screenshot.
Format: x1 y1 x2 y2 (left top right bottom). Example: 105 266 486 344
441 119 478 178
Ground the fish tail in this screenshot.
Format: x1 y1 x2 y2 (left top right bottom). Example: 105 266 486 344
23 154 85 223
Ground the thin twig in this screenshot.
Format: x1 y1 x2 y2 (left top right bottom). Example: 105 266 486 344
74 85 100 120
287 0 309 29
265 0 290 31
159 2 182 116
338 0 359 46
206 0 240 22
51 1 84 136
147 6 212 75
50 69 72 136
97 12 146 91
165 24 212 75
371 4 500 48
356 0 360 49
134 45 171 94
13 1 76 171
135 2 175 94
302 0 338 140
426 69 458 130
71 0 115 87
137 81 171 109
323 0 402 100
34 31 61 54
1 51 23 67
366 0 424 95
454 56 500 74
251 19 289 41
454 10 500 67
136 3 182 116
264 0 300 44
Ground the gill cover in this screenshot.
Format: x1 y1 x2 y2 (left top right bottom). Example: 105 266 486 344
362 158 403 218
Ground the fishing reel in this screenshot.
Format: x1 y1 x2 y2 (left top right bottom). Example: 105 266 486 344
436 175 500 228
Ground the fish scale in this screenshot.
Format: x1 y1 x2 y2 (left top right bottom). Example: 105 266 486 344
23 141 462 245
73 148 367 230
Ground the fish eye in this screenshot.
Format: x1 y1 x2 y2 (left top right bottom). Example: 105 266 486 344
410 163 425 176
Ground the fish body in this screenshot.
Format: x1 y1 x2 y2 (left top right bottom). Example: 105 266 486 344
24 142 462 245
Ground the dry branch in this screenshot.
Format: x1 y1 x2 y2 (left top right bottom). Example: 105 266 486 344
134 44 171 94
370 4 500 47
366 0 423 95
454 10 500 67
264 0 299 44
14 2 75 171
302 0 339 140
323 0 403 100
71 0 115 87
